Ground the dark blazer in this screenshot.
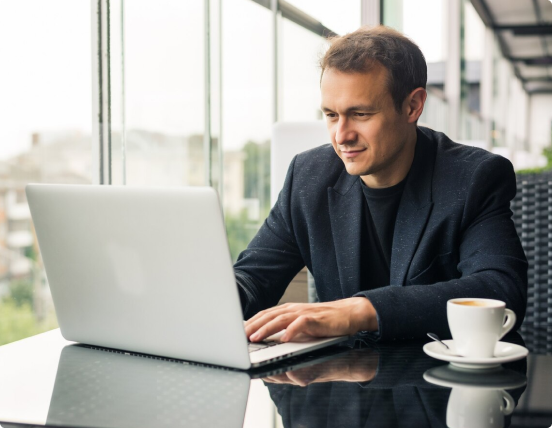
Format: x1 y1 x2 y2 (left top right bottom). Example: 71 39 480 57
234 127 528 340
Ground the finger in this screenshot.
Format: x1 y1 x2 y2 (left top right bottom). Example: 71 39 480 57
263 374 291 384
245 303 300 327
245 305 303 337
249 314 297 342
284 370 313 387
281 315 317 341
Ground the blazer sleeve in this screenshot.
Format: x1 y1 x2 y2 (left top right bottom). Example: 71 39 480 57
354 155 528 341
234 156 305 319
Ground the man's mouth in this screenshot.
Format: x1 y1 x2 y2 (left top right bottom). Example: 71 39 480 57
340 148 366 158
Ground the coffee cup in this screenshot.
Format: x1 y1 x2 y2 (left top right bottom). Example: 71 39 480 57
447 298 516 358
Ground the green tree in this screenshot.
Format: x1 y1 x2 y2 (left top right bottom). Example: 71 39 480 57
243 140 271 213
0 299 58 346
8 279 34 307
517 146 552 174
225 210 259 262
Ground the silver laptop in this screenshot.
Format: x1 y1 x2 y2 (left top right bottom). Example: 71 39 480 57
26 184 347 369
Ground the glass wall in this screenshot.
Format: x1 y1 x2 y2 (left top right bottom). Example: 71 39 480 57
222 0 273 261
0 1 92 345
104 0 342 264
110 0 206 188
285 0 361 36
280 19 326 122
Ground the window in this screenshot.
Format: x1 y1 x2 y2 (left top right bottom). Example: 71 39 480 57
110 0 206 187
280 18 326 122
0 0 349 345
0 1 92 345
222 0 273 261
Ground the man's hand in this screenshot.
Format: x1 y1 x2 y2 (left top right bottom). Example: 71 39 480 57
245 297 378 342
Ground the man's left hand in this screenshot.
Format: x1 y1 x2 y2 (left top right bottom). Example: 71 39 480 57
245 297 378 342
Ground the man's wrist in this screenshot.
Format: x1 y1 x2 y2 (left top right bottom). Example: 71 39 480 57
350 297 378 332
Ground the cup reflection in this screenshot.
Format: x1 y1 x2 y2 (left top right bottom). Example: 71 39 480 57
424 365 527 428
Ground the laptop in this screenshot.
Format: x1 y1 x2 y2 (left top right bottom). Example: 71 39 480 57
26 184 347 369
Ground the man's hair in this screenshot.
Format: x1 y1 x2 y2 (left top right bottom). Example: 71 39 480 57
320 26 427 113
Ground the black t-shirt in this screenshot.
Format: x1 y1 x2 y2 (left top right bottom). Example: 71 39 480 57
360 178 406 290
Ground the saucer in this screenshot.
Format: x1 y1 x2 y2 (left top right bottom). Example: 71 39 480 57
423 365 527 389
423 340 528 369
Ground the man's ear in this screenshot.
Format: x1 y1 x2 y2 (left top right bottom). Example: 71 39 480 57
404 88 427 123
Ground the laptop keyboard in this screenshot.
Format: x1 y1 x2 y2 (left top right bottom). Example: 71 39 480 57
248 340 283 353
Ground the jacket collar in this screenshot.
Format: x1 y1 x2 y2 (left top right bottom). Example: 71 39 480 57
390 127 435 285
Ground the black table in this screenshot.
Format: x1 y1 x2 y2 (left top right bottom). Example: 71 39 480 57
0 329 550 428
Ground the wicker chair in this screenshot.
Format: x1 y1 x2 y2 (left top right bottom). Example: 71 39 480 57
511 171 552 354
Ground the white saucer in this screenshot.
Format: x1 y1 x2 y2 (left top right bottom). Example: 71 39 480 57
423 340 528 369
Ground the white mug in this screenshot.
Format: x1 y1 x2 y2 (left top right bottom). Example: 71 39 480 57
447 298 516 358
447 387 514 428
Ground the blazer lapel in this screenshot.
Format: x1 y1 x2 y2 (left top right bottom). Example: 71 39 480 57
390 129 436 286
328 170 363 298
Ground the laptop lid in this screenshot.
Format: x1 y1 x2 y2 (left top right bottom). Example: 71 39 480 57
26 184 252 369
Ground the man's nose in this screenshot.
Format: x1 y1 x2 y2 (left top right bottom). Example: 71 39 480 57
335 118 357 145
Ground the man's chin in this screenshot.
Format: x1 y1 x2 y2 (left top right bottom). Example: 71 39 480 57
344 163 371 177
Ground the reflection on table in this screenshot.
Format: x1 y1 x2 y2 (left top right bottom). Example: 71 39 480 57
0 330 550 428
265 338 527 428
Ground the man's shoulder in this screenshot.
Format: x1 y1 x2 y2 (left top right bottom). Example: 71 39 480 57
419 126 513 177
294 143 339 163
292 144 344 178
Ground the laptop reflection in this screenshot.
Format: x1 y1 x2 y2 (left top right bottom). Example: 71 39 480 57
46 344 250 428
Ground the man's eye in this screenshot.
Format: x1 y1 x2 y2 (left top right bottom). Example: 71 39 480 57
325 113 337 118
354 112 368 117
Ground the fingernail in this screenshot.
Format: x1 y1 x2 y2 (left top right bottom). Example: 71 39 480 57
250 333 259 341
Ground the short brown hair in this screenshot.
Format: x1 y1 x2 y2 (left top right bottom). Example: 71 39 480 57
320 26 427 112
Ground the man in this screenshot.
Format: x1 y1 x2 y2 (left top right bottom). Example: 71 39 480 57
235 26 527 343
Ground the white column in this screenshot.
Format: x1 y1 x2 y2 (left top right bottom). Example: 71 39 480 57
361 0 381 27
480 28 494 151
445 0 461 140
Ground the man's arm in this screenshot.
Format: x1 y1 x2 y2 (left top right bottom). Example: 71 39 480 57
354 154 527 340
234 155 305 318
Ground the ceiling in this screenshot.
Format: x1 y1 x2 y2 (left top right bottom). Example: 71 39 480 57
470 0 552 94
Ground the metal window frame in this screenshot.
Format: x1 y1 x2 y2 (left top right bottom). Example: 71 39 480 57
91 0 112 185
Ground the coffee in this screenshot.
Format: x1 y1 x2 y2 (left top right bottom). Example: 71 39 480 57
453 301 489 307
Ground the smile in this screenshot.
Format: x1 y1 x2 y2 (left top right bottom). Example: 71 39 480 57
340 148 366 158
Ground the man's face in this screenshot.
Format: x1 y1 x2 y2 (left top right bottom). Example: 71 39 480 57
320 64 415 188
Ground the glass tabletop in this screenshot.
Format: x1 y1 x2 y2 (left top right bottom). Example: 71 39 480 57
0 329 550 428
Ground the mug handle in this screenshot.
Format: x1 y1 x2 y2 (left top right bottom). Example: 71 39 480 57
499 309 516 339
501 390 515 416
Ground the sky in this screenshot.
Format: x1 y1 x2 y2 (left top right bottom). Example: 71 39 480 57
0 0 451 161
0 1 92 160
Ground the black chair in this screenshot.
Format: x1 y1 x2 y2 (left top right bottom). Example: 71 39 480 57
511 172 552 354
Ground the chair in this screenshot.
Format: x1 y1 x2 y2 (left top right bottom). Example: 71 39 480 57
270 121 331 303
511 171 552 354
